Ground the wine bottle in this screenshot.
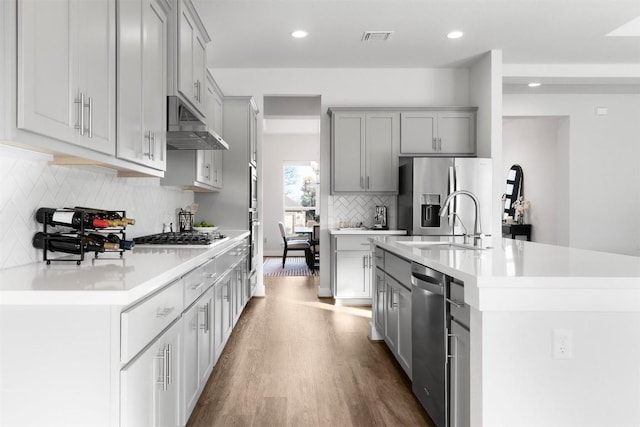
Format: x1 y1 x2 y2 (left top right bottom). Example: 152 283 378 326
106 233 135 250
35 208 109 229
32 232 106 254
85 233 121 251
73 207 136 225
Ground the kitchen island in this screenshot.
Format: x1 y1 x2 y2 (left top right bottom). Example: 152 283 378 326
0 230 250 427
371 234 640 427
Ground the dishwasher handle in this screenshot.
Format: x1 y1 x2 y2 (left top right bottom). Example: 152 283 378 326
410 262 446 294
411 273 444 294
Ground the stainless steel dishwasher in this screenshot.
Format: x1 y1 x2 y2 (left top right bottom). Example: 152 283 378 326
411 261 449 427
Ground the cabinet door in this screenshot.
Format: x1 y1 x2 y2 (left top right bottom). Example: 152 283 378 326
364 112 399 192
213 279 224 357
397 283 412 377
196 149 214 185
178 5 195 103
121 319 181 427
400 112 438 155
438 111 475 155
222 277 232 341
77 0 116 155
374 268 386 334
116 0 143 164
384 277 398 352
332 113 365 192
18 0 76 143
192 32 206 112
181 299 200 419
449 320 470 427
334 251 370 298
18 0 115 154
141 0 167 170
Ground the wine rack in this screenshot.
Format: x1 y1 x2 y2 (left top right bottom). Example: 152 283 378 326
40 209 129 265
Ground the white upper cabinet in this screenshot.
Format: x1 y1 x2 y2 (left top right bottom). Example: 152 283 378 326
400 109 477 156
177 0 209 115
117 0 168 171
18 0 116 155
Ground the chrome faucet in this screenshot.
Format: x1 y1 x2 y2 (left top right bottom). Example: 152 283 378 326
440 190 483 246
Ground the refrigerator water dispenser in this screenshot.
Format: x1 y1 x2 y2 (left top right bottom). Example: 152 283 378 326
421 194 441 228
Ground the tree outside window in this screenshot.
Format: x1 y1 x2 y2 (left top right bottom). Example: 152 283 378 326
283 162 319 234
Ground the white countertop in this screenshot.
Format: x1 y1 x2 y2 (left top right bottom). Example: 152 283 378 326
372 235 640 311
0 230 249 306
329 228 407 235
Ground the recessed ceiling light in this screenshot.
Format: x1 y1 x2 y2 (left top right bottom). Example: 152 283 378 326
528 82 542 88
291 30 308 38
447 31 464 39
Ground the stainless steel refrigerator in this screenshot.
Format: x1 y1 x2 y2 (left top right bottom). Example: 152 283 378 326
398 157 492 236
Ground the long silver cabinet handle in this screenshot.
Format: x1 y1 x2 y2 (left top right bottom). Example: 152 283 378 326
74 92 85 136
87 96 93 138
166 344 172 386
156 346 167 391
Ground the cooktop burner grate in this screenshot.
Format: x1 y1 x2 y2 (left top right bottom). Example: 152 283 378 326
133 231 225 246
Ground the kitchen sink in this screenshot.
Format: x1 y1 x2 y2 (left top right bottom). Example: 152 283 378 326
397 241 486 250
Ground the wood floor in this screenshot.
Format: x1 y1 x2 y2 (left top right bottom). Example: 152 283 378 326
187 275 434 427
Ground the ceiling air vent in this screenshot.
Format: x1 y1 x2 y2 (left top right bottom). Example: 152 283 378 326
361 31 394 42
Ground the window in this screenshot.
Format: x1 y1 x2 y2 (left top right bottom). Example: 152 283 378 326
283 162 319 234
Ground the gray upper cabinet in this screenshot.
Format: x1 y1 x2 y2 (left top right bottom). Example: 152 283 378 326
177 0 208 115
330 109 399 194
117 0 169 171
400 109 477 156
18 0 116 156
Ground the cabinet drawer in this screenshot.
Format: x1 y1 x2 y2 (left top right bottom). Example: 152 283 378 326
216 244 243 277
121 280 184 363
335 235 372 250
183 259 215 308
449 280 469 328
385 252 411 289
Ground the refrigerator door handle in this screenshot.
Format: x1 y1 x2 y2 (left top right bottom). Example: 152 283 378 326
447 166 457 228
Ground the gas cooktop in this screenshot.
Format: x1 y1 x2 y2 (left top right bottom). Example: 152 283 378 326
133 231 226 246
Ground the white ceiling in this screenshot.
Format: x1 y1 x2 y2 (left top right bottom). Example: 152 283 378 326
193 0 640 70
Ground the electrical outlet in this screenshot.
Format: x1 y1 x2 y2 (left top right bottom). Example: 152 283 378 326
553 328 573 359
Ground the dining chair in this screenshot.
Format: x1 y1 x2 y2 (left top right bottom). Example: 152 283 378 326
278 222 311 268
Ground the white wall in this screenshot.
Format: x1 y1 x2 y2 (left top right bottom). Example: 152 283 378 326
502 117 569 245
0 145 194 269
262 132 320 256
211 67 472 295
469 50 502 238
503 93 640 256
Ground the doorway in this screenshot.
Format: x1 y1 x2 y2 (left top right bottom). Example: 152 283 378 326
502 116 570 245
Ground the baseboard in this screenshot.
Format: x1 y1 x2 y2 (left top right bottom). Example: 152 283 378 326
317 287 333 298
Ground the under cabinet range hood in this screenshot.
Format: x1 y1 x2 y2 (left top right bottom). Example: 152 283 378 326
166 96 229 150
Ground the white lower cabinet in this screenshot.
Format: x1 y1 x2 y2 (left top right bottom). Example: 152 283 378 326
331 235 374 302
213 271 233 361
181 288 214 424
121 318 182 427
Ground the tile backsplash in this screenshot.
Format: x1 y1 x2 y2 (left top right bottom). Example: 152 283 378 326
0 146 193 269
328 194 397 229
